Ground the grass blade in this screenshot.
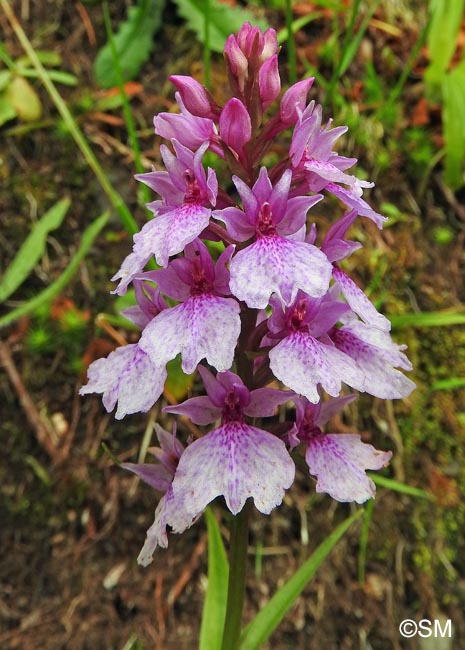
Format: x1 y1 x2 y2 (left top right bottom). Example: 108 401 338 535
200 508 229 650
0 211 110 329
239 509 363 650
370 474 433 500
0 197 70 302
390 310 465 328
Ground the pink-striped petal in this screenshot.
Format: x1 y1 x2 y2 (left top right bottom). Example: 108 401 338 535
306 434 392 503
171 422 295 515
269 331 365 402
79 344 167 419
133 204 211 267
139 295 240 374
229 237 332 308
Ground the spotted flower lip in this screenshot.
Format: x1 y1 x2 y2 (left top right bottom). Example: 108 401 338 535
79 343 167 420
165 367 295 516
291 395 393 503
138 240 241 375
133 140 218 267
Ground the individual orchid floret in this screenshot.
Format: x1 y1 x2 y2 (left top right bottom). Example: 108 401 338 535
290 105 386 228
122 424 201 566
133 140 218 267
330 319 416 399
219 98 252 164
268 291 366 402
79 343 168 420
154 92 223 157
292 396 393 503
169 75 220 119
214 167 332 308
165 366 295 516
139 240 240 375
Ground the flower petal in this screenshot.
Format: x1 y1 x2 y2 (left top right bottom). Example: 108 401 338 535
229 237 332 308
79 344 167 419
137 487 200 566
305 434 392 503
269 331 365 402
171 422 295 515
133 204 211 267
326 182 387 229
244 387 293 417
333 267 391 331
139 295 240 374
332 326 415 399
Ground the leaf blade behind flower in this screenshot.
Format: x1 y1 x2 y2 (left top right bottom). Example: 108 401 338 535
200 507 229 650
239 509 363 650
0 197 70 302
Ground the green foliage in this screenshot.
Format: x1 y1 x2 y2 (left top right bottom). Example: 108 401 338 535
442 60 465 189
390 310 465 329
172 0 269 53
425 0 465 92
0 211 110 329
93 0 165 88
423 0 465 188
0 44 78 126
0 198 70 302
238 510 363 649
200 508 229 650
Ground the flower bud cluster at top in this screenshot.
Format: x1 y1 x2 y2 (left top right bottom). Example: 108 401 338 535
80 22 415 565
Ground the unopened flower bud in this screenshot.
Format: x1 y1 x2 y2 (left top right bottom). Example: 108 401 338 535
219 98 252 160
258 54 281 110
279 78 314 125
169 75 215 118
224 34 249 92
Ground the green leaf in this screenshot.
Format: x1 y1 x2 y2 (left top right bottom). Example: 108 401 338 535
0 198 70 302
390 309 465 329
6 75 42 121
165 356 195 401
200 508 229 650
431 377 465 391
172 0 269 53
239 509 363 650
0 211 110 329
425 0 465 89
370 474 434 500
20 68 79 86
442 60 465 189
93 0 165 88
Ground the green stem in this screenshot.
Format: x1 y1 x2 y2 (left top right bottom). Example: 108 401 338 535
284 0 297 85
0 0 139 236
203 0 211 89
102 2 150 206
221 501 251 650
